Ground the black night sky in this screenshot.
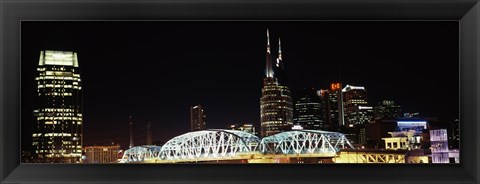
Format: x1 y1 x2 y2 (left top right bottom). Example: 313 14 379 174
21 21 459 150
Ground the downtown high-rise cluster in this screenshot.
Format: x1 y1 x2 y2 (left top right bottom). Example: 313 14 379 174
26 29 459 164
259 30 378 139
257 30 459 152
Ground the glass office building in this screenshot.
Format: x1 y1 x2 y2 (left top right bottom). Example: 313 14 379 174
260 30 293 137
32 50 83 163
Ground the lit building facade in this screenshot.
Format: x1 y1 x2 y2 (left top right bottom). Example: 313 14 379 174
449 118 459 149
32 50 83 163
317 89 330 129
260 29 293 137
84 145 120 163
374 100 402 119
325 82 345 127
293 87 325 130
339 124 367 145
430 129 449 163
228 124 257 136
342 84 373 126
190 105 206 131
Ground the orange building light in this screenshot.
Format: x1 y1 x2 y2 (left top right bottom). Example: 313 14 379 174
330 83 341 91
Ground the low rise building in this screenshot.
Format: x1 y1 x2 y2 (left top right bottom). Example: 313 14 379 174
84 145 121 163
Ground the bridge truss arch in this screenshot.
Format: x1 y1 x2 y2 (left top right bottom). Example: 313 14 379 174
260 130 354 155
119 145 162 163
158 129 261 161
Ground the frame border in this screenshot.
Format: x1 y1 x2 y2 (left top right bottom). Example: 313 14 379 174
1 0 478 183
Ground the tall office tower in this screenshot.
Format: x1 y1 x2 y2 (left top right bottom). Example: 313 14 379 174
373 100 402 119
342 84 373 126
322 83 345 129
260 29 293 137
190 105 206 131
449 118 460 149
32 50 83 163
293 87 325 130
317 89 330 129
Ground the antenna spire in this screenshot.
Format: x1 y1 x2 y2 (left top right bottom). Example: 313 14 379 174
265 29 274 78
129 115 134 149
278 37 282 61
267 29 271 54
146 121 152 145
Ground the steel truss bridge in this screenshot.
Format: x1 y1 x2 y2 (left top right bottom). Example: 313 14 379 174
119 129 354 163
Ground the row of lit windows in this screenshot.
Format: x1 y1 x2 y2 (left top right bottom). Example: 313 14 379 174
42 121 82 125
261 112 279 116
40 108 78 113
42 92 76 96
262 121 290 125
37 116 83 120
37 112 78 116
296 102 322 105
35 145 81 150
37 117 83 121
39 80 68 85
38 133 72 137
32 133 78 137
44 71 73 76
260 100 289 104
38 84 79 89
35 76 81 81
37 86 82 93
36 150 82 154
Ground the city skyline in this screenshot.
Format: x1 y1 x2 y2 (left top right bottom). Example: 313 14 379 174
21 21 459 150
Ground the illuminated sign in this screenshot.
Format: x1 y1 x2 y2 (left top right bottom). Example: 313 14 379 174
397 121 427 129
358 106 373 110
342 84 366 92
292 124 304 130
330 83 341 91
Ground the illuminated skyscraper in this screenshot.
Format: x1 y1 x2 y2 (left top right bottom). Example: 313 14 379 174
320 83 345 128
342 84 373 126
293 87 325 130
317 89 330 129
260 29 293 137
32 50 83 163
190 105 206 131
374 100 402 119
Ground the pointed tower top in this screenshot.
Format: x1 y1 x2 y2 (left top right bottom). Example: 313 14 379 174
267 29 271 54
265 29 273 78
129 115 134 149
278 37 282 61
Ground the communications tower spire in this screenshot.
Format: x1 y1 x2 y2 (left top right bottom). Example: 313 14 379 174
265 29 274 78
146 121 152 145
278 37 282 61
267 29 271 54
129 115 134 149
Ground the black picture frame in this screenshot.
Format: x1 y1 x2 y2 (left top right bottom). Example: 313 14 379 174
1 0 478 183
